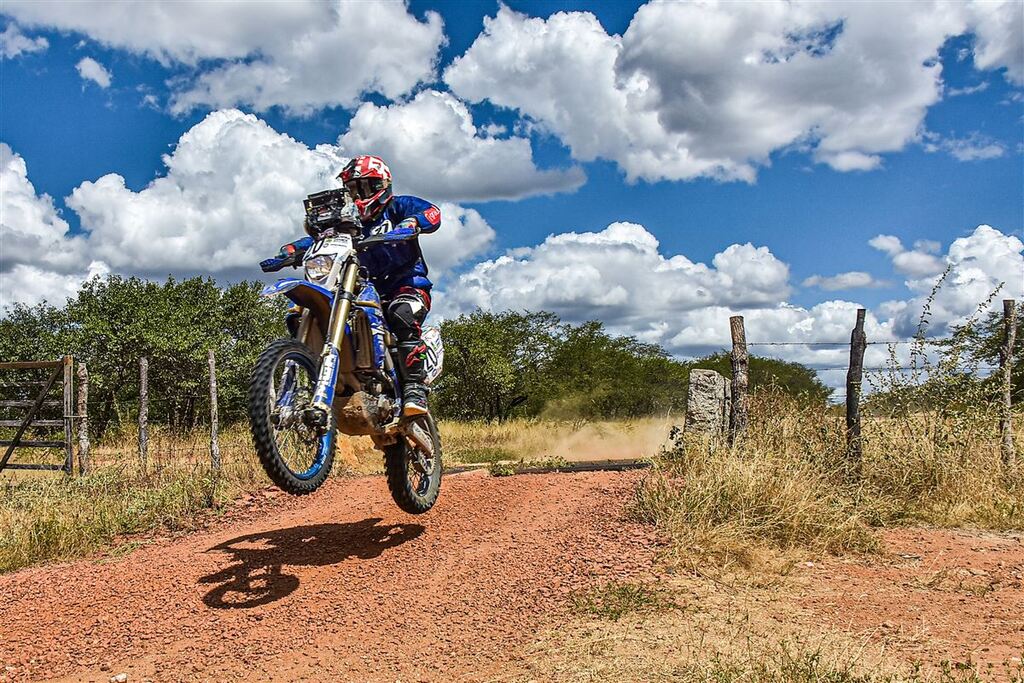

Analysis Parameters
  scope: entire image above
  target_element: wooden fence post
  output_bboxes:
[729,315,749,445]
[846,309,867,476]
[62,356,73,475]
[77,362,89,475]
[208,350,220,474]
[1000,299,1017,469]
[138,357,148,473]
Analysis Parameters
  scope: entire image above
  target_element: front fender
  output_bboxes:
[262,279,333,337]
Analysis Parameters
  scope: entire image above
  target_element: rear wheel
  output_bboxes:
[384,415,442,514]
[249,338,334,495]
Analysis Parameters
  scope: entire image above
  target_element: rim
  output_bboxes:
[267,352,326,479]
[407,454,431,496]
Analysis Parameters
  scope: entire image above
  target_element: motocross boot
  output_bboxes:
[398,340,430,417]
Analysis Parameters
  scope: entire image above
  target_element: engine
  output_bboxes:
[334,390,396,436]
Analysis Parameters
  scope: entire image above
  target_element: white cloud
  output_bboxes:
[803,271,885,291]
[873,226,1024,336]
[444,2,1023,183]
[0,143,95,307]
[946,81,990,96]
[75,57,111,88]
[437,219,1022,393]
[965,0,1024,85]
[3,0,444,115]
[7,123,1019,395]
[3,0,330,64]
[421,204,495,276]
[434,219,908,394]
[1,261,109,310]
[442,222,791,334]
[170,3,444,115]
[663,300,897,372]
[869,234,946,278]
[66,109,348,275]
[923,131,1006,161]
[338,90,584,202]
[0,23,47,58]
[2,111,497,309]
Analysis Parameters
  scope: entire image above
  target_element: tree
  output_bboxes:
[0,274,286,437]
[434,310,561,421]
[432,313,691,421]
[545,321,689,419]
[939,306,1023,402]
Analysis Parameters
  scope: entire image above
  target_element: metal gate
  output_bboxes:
[0,357,74,474]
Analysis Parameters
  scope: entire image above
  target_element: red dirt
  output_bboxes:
[797,528,1024,671]
[0,470,660,682]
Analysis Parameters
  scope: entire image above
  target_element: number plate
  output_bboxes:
[309,234,353,258]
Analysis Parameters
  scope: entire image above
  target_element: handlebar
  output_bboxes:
[261,230,400,272]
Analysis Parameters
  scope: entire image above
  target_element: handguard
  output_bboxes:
[260,237,314,272]
[260,255,290,273]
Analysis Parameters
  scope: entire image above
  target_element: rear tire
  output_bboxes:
[249,338,334,495]
[384,415,442,514]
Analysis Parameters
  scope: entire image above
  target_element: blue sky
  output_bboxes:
[1,0,1022,385]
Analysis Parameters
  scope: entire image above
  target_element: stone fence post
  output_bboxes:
[685,369,731,437]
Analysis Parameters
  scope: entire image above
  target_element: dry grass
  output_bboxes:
[632,389,1023,572]
[0,466,222,573]
[3,386,1020,576]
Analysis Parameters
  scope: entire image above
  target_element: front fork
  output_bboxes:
[309,259,360,427]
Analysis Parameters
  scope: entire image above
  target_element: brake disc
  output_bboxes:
[410,446,434,475]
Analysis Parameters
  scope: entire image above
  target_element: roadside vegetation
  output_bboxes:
[633,299,1023,572]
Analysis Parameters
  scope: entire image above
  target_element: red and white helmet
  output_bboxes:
[338,155,393,222]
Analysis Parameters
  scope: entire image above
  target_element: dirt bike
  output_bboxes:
[249,188,443,513]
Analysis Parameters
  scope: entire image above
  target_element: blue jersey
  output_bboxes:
[359,195,440,296]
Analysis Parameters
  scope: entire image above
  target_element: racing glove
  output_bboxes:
[381,218,421,242]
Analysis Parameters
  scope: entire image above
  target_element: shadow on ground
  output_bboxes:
[198,518,424,609]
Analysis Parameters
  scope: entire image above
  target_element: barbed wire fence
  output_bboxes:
[705,299,1019,474]
[73,351,253,479]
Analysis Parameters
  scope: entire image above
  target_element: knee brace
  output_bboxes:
[386,294,428,344]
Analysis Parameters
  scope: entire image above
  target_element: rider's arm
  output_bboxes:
[380,196,441,242]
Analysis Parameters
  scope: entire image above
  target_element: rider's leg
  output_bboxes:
[385,287,431,416]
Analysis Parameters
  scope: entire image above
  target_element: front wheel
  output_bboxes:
[384,415,442,514]
[249,338,334,495]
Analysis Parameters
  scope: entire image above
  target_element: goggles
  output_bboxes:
[345,177,386,200]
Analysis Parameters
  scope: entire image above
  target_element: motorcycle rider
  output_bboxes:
[263,155,440,417]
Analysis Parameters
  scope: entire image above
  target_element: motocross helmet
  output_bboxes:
[338,155,393,222]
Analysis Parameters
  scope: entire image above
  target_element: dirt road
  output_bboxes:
[3,469,1022,682]
[0,470,660,682]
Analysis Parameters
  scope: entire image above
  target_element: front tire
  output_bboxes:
[249,338,334,495]
[384,415,442,514]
